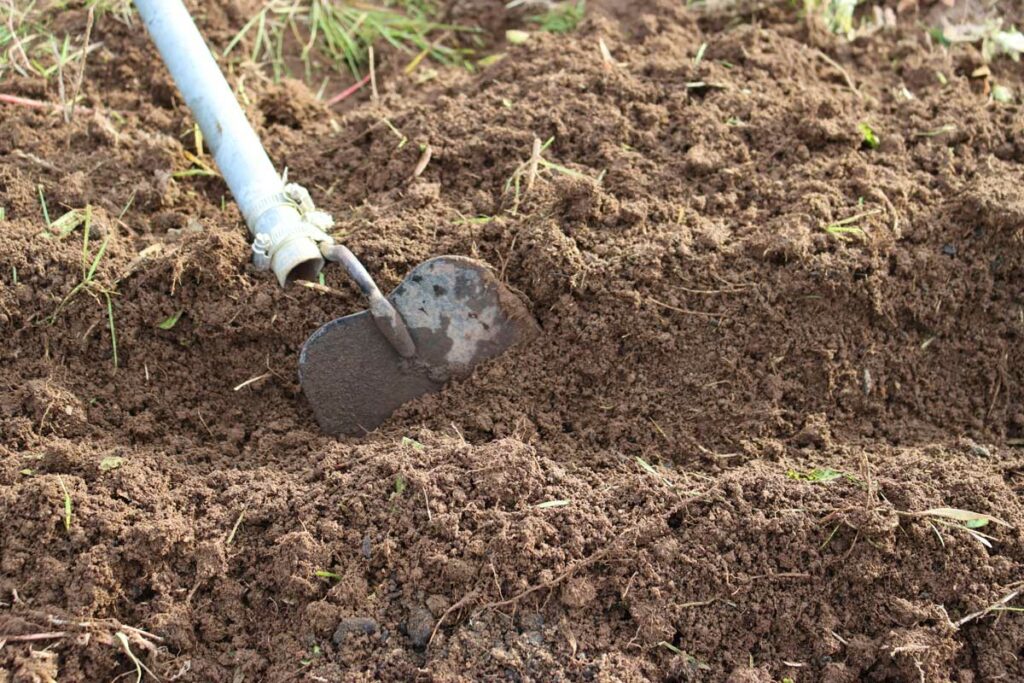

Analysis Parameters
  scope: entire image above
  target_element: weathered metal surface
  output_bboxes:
[299,257,539,435]
[322,244,416,358]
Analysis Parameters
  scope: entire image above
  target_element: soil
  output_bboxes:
[2,0,1024,681]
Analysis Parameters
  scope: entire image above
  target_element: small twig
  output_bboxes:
[498,233,518,283]
[225,507,247,546]
[859,450,875,509]
[675,283,752,295]
[814,49,861,99]
[0,631,68,642]
[296,280,347,298]
[488,560,505,600]
[326,74,371,105]
[422,488,433,521]
[185,578,204,606]
[955,589,1022,628]
[45,617,163,644]
[0,93,101,115]
[479,525,642,613]
[196,410,214,438]
[233,373,271,391]
[0,94,59,110]
[118,624,163,644]
[369,45,379,103]
[450,422,466,443]
[677,598,717,609]
[166,661,192,682]
[12,149,61,173]
[427,591,479,647]
[410,143,432,180]
[866,188,899,233]
[525,137,542,193]
[598,37,624,69]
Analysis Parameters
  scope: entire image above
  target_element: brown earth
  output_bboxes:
[2,0,1024,681]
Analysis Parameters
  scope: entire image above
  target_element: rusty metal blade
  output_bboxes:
[298,256,539,435]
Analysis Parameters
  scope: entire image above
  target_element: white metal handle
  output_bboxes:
[134,0,327,286]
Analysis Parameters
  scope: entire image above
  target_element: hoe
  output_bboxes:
[134,0,537,435]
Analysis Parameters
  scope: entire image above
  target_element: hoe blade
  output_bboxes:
[299,256,539,435]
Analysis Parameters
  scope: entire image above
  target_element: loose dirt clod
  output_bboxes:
[2,0,1024,681]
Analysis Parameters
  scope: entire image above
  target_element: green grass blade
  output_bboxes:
[85,233,109,283]
[105,292,118,368]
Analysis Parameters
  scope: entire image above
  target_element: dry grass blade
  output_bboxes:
[67,7,93,123]
[955,588,1022,627]
[411,142,432,179]
[233,372,271,391]
[296,280,347,298]
[524,136,541,193]
[917,507,1011,528]
[813,48,860,98]
[225,507,247,546]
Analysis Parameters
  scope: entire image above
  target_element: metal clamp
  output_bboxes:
[252,233,273,270]
[249,182,336,282]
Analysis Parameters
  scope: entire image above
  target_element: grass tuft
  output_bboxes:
[223,0,477,82]
[525,0,585,34]
[504,136,601,214]
[933,20,1024,63]
[47,206,121,368]
[822,208,881,243]
[0,2,114,86]
[803,0,857,38]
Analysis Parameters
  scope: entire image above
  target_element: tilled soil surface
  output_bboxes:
[2,1,1024,681]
